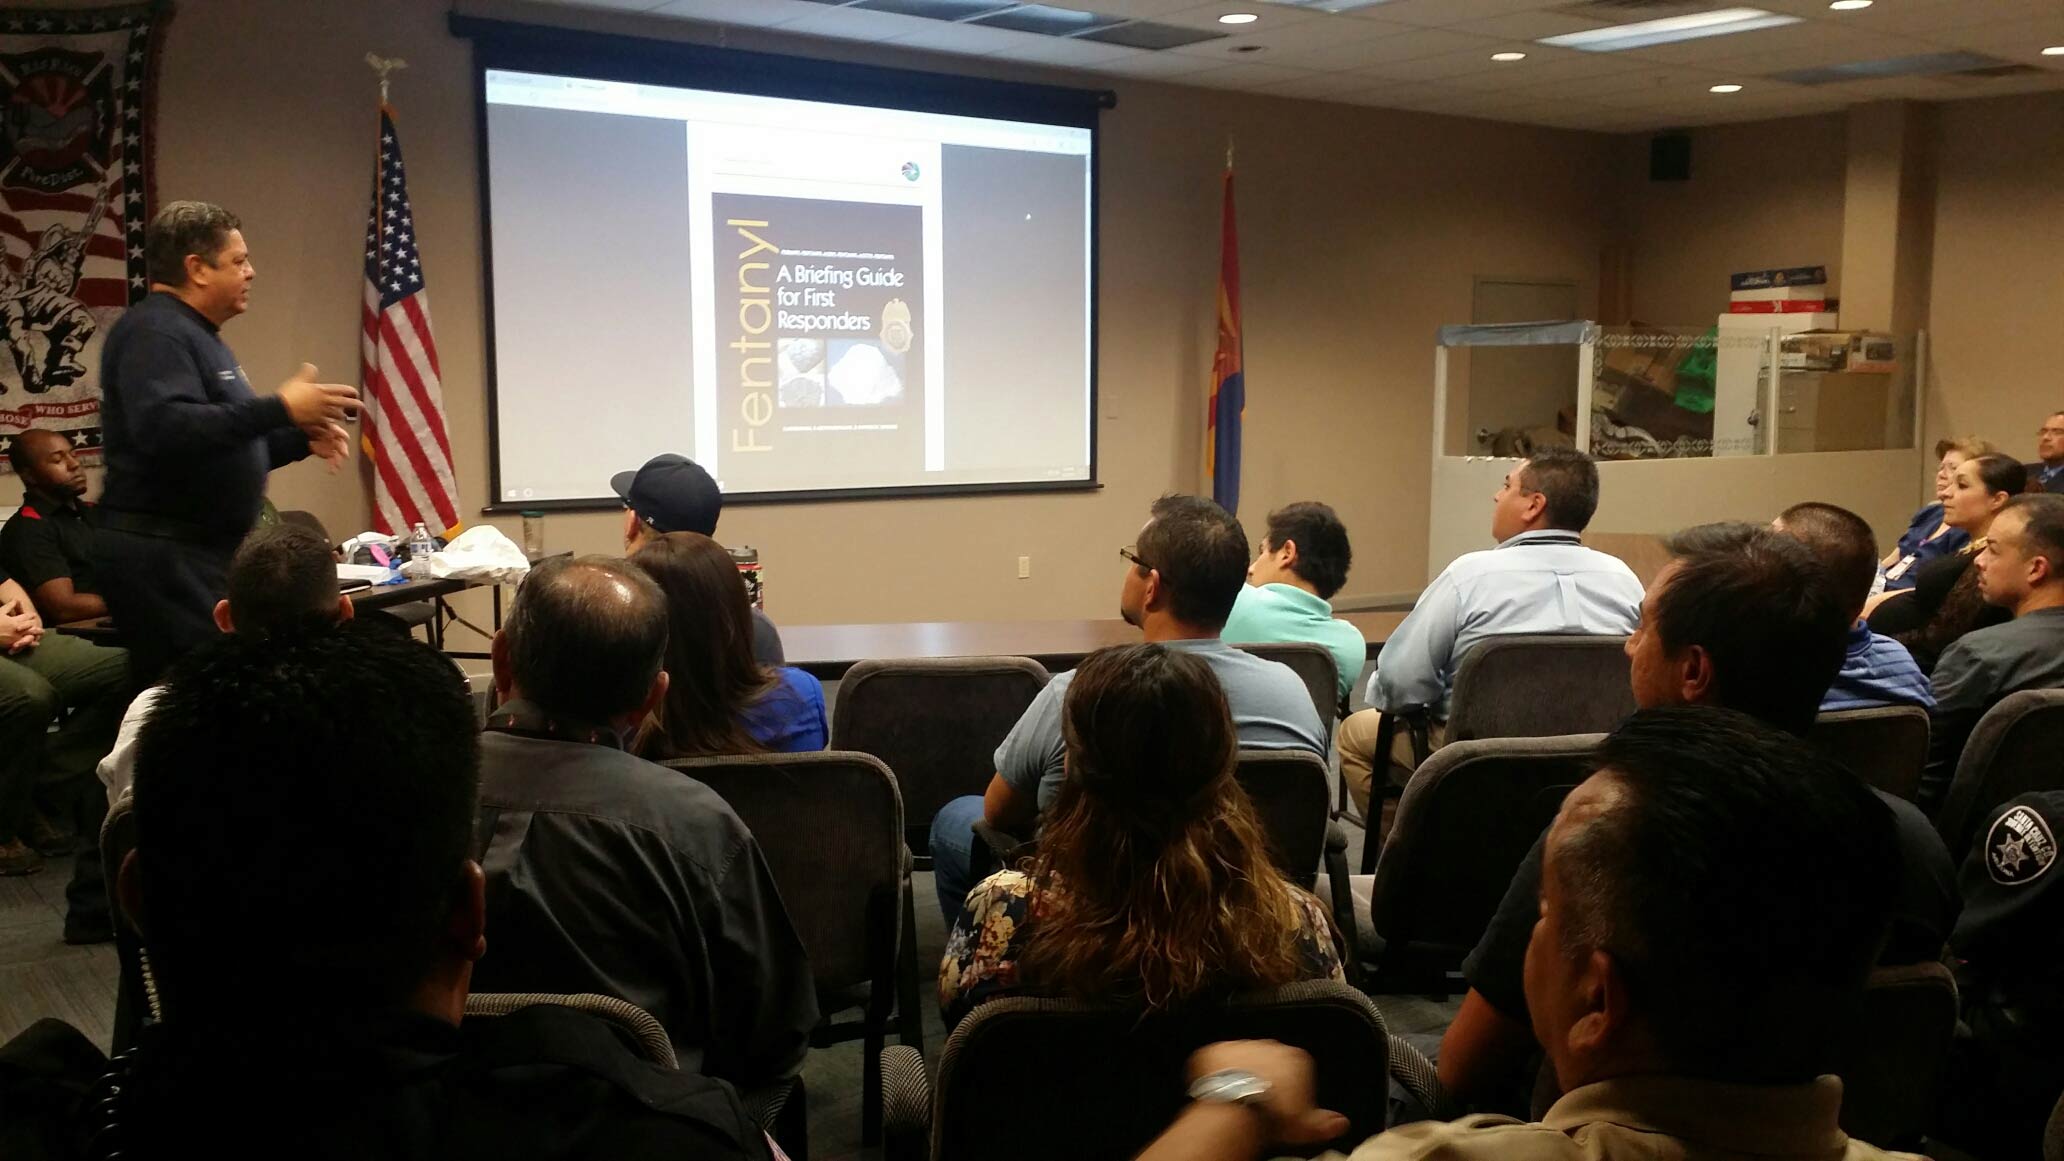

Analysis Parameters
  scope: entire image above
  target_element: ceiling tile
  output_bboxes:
[1156,1,1328,30]
[1820,0,2063,38]
[1074,0,1203,17]
[1093,51,1235,77]
[1210,60,1330,88]
[881,18,1038,53]
[1924,13,2064,56]
[1432,50,1646,93]
[995,33,1146,65]
[1331,0,1563,28]
[1248,69,1392,98]
[1699,29,1957,75]
[651,0,834,26]
[769,4,942,38]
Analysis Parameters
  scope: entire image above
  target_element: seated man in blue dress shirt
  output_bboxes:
[926,494,1329,920]
[1336,449,1643,816]
[2025,411,2064,494]
[1221,501,1365,705]
[1771,501,1932,713]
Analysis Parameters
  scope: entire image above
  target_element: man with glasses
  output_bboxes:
[2027,412,2064,493]
[1336,448,1642,817]
[925,494,1328,920]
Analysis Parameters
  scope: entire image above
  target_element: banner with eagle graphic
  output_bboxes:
[0,3,162,472]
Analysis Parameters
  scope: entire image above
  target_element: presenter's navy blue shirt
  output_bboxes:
[99,291,310,540]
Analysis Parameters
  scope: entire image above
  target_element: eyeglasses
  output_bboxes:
[1119,545,1155,573]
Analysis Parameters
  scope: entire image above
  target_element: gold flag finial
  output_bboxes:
[366,53,408,104]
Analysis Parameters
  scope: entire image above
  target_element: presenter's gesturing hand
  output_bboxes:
[309,422,353,472]
[277,363,360,433]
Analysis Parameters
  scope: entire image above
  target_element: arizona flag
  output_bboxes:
[1207,163,1243,514]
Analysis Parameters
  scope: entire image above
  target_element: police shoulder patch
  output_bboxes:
[1986,804,2057,887]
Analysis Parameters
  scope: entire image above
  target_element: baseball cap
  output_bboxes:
[610,454,722,536]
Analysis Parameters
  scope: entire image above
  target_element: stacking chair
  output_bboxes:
[2046,1087,2064,1161]
[666,751,918,1146]
[1230,749,1360,974]
[879,980,1392,1161]
[463,992,678,1066]
[831,656,1049,862]
[100,795,155,1055]
[1364,735,1603,987]
[968,749,1358,967]
[1934,688,2064,862]
[1808,706,1930,801]
[1832,962,1959,1151]
[1363,635,1631,873]
[1232,640,1342,735]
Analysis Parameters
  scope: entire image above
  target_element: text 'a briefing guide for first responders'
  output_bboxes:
[689,120,945,493]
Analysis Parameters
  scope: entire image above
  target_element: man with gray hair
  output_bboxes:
[94,200,360,682]
[472,555,818,1090]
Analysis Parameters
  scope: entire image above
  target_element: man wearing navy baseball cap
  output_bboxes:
[612,454,784,666]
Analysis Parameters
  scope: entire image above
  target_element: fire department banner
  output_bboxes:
[0,3,163,471]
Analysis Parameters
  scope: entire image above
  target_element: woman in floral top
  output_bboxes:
[940,643,1345,1028]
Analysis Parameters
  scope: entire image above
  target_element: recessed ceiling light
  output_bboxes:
[2044,46,2064,56]
[1540,7,1802,53]
[1710,83,1744,92]
[1219,12,1259,24]
[1491,51,1527,62]
[1828,0,1872,10]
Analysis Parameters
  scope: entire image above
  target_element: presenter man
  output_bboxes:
[93,201,358,681]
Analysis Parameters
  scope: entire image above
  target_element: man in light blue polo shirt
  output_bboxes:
[1222,501,1365,704]
[1338,448,1643,814]
[926,494,1328,920]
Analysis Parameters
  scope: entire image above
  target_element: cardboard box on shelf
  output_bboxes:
[1846,332,1899,374]
[1780,330,1852,371]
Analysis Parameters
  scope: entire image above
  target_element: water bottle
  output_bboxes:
[729,544,763,610]
[409,522,436,569]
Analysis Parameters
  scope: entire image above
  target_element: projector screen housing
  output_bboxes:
[457,16,1112,511]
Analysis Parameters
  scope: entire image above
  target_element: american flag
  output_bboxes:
[361,105,460,537]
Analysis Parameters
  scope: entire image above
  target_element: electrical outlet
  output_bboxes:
[1017,555,1031,579]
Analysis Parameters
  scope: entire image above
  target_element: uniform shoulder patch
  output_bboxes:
[1985,804,2057,887]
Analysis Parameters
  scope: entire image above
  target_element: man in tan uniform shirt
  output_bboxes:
[1140,708,1921,1161]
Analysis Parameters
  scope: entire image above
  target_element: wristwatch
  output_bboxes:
[1188,1068,1273,1109]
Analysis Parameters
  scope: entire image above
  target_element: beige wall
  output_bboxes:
[1925,91,2064,463]
[5,0,1611,632]
[1613,115,1848,326]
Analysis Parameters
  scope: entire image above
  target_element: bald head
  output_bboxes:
[498,555,668,722]
[7,428,86,497]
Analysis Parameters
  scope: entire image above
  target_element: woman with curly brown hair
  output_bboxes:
[938,642,1342,1027]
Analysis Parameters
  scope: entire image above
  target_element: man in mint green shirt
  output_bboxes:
[1222,501,1365,703]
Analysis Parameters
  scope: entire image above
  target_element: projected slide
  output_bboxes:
[482,68,1094,505]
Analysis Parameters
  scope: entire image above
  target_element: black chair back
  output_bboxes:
[1232,749,1331,887]
[1369,735,1602,970]
[100,796,153,1053]
[1445,635,1634,741]
[831,656,1049,857]
[1834,962,1958,1150]
[666,751,902,996]
[1809,706,1930,801]
[1233,641,1342,730]
[1937,689,2064,862]
[930,981,1387,1161]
